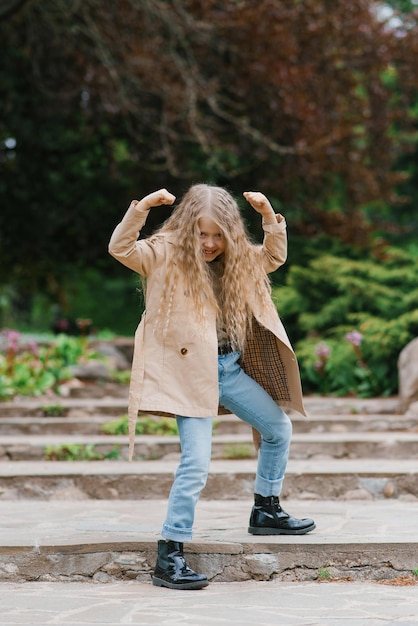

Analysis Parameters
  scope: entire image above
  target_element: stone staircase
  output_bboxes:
[0,390,417,584]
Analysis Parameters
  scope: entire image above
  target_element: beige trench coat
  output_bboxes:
[109,201,306,459]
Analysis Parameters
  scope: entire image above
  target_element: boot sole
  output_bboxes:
[152,576,209,590]
[248,522,316,535]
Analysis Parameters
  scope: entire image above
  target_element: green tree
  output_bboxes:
[2,1,418,329]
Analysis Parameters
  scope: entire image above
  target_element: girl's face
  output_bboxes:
[198,216,226,262]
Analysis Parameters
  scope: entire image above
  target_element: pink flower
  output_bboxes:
[27,340,39,357]
[315,342,331,359]
[345,331,363,347]
[2,329,20,351]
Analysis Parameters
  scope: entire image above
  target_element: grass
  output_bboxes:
[44,443,121,461]
[41,403,65,417]
[318,567,331,580]
[101,415,179,436]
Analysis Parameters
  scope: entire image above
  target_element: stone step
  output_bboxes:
[288,413,418,433]
[1,431,418,461]
[0,416,113,436]
[0,398,129,418]
[0,459,417,500]
[0,395,402,418]
[0,499,416,583]
[0,413,417,437]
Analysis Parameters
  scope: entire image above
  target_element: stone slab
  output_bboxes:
[2,431,418,461]
[0,499,417,584]
[0,416,112,436]
[2,414,418,438]
[0,395,402,417]
[0,580,418,626]
[0,398,129,418]
[0,459,418,500]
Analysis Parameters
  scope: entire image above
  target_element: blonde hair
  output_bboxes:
[154,184,272,351]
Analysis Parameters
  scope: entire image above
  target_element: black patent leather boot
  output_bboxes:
[248,494,316,535]
[152,540,209,590]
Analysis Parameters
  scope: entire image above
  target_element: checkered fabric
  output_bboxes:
[237,317,293,450]
[239,317,291,403]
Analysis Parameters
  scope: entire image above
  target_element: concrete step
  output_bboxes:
[0,499,416,583]
[0,416,113,436]
[0,398,129,418]
[0,395,402,419]
[2,431,418,461]
[0,459,417,500]
[1,413,417,437]
[0,415,251,436]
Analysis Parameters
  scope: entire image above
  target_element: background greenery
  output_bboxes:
[1,0,418,396]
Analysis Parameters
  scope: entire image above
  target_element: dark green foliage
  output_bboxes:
[275,247,418,396]
[1,0,418,398]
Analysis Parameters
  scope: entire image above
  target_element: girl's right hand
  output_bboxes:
[143,189,176,209]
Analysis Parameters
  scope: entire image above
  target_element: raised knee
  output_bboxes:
[265,417,292,445]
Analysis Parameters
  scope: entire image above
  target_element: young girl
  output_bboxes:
[109,184,315,590]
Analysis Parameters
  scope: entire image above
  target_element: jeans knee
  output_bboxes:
[177,456,209,487]
[264,414,292,446]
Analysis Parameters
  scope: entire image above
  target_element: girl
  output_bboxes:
[109,184,315,590]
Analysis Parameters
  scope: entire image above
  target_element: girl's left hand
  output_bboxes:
[243,191,274,216]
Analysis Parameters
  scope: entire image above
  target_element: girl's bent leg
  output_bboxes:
[218,352,292,496]
[161,416,213,542]
[218,352,315,535]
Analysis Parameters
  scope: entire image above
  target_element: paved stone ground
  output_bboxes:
[0,393,417,623]
[1,579,418,625]
[0,498,417,549]
[1,499,417,584]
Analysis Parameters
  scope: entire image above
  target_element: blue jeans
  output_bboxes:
[161,351,292,542]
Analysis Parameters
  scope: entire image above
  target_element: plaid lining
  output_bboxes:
[239,317,291,403]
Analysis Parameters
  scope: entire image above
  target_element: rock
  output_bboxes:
[89,337,134,364]
[93,571,112,583]
[90,342,130,371]
[69,361,111,380]
[398,337,418,412]
[383,482,396,498]
[343,489,373,501]
[244,554,280,580]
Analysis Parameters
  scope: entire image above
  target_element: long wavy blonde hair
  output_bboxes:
[154,184,272,351]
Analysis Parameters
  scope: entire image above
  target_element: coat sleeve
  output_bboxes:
[108,201,165,277]
[259,214,288,274]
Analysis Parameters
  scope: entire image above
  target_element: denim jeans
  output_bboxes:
[161,351,292,542]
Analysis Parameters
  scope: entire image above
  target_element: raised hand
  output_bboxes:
[142,188,176,210]
[243,191,273,214]
[243,191,278,224]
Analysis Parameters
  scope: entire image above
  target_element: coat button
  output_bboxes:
[180,347,188,355]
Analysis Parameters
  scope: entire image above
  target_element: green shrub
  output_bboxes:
[274,246,418,396]
[0,330,99,399]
